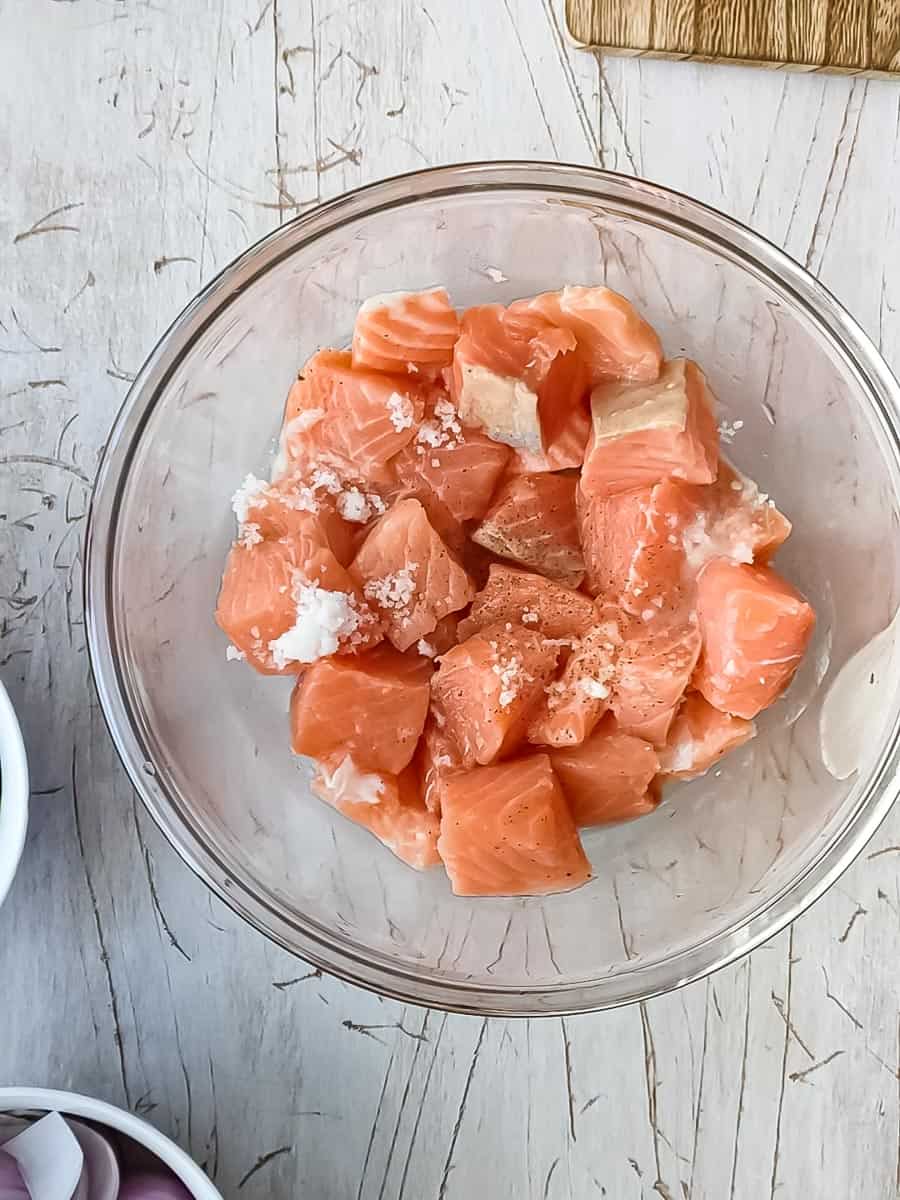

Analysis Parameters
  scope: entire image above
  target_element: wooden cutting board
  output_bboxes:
[566,0,900,76]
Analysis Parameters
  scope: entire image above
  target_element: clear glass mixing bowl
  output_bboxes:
[85,163,900,1015]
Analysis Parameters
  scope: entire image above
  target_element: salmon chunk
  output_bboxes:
[457,563,596,643]
[510,285,662,385]
[351,288,460,376]
[217,520,381,673]
[437,754,591,896]
[578,478,692,615]
[550,717,660,826]
[527,618,620,747]
[313,757,441,869]
[350,498,475,652]
[581,358,719,498]
[678,460,792,571]
[290,644,432,774]
[693,560,815,719]
[450,303,587,459]
[430,622,560,766]
[471,472,584,587]
[611,613,702,746]
[658,692,756,779]
[390,393,511,523]
[281,350,426,485]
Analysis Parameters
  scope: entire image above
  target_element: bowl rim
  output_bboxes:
[0,679,29,911]
[84,161,900,1015]
[0,1087,223,1198]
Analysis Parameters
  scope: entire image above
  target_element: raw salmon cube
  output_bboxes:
[350,497,475,652]
[577,478,692,615]
[236,473,361,567]
[430,622,560,767]
[415,716,463,814]
[351,288,460,376]
[527,618,620,747]
[658,692,756,779]
[581,358,719,498]
[280,349,426,485]
[437,754,591,896]
[471,472,585,587]
[693,560,815,720]
[679,460,792,571]
[550,717,660,826]
[216,520,381,673]
[611,613,702,746]
[290,644,432,774]
[457,563,596,643]
[390,393,511,522]
[510,285,663,385]
[313,757,440,870]
[217,538,303,674]
[450,304,587,457]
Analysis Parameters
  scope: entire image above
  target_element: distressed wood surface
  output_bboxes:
[567,0,900,75]
[1,2,899,1198]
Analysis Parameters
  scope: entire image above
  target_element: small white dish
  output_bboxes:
[0,1090,222,1200]
[0,680,28,910]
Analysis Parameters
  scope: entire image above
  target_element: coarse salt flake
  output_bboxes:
[310,466,343,495]
[492,652,523,708]
[238,522,263,549]
[337,489,373,523]
[231,474,269,523]
[718,418,744,445]
[578,678,610,700]
[417,639,437,658]
[225,645,246,662]
[365,566,418,612]
[269,582,360,668]
[387,391,415,432]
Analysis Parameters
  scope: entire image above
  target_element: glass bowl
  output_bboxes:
[85,163,900,1015]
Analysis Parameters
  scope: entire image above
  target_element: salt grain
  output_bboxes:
[238,522,263,549]
[231,474,269,523]
[269,582,360,667]
[387,391,415,432]
[365,565,418,612]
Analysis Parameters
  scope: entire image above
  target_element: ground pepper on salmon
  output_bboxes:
[216,284,815,897]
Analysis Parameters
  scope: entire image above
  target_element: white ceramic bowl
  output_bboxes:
[0,681,28,909]
[0,1089,223,1200]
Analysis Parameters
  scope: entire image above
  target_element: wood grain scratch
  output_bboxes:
[397,1014,449,1200]
[789,1049,845,1084]
[237,1144,292,1189]
[561,1016,577,1142]
[376,1010,431,1200]
[13,202,84,244]
[838,903,867,944]
[821,967,863,1030]
[639,1001,671,1199]
[70,745,132,1105]
[769,927,796,1200]
[438,1018,488,1200]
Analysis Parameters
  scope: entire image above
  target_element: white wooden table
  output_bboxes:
[2,3,899,1197]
